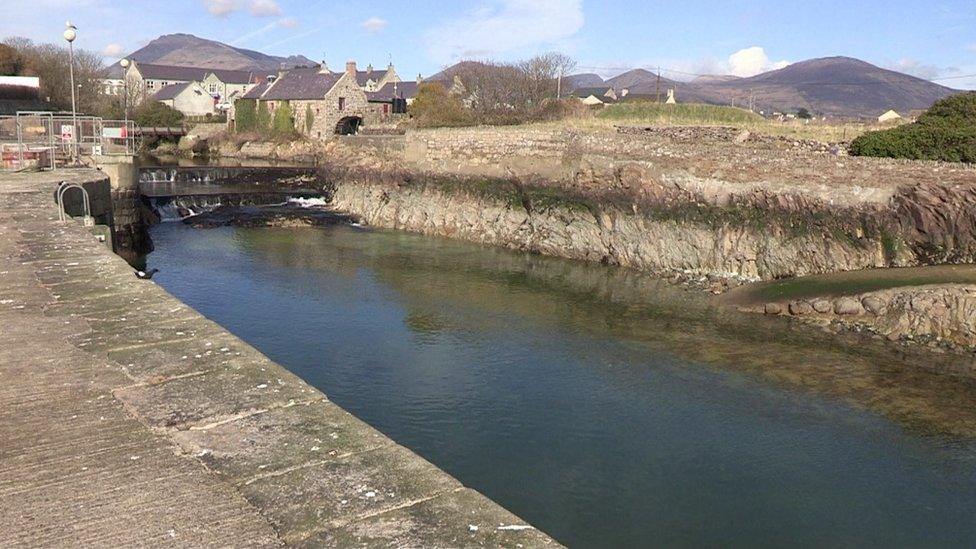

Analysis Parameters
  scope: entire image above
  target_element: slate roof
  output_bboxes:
[152,82,193,101]
[241,82,269,99]
[355,67,390,87]
[135,63,255,84]
[571,86,614,98]
[260,68,343,100]
[366,81,419,101]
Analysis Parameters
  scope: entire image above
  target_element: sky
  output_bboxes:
[3,0,975,88]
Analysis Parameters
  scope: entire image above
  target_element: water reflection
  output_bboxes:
[147,223,976,548]
[236,225,976,439]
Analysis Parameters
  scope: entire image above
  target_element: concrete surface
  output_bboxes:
[0,168,557,548]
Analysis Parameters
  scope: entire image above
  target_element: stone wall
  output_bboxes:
[754,284,976,350]
[328,174,898,282]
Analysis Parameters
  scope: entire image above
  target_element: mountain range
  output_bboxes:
[570,57,960,118]
[118,34,315,73]
[110,34,959,118]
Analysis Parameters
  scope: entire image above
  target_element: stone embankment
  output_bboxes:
[0,169,556,547]
[754,285,976,349]
[305,126,976,283]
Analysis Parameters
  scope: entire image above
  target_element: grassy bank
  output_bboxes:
[537,101,870,143]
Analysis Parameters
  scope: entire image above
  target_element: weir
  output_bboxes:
[0,167,558,547]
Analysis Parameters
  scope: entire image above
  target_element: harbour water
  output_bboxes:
[146,221,976,548]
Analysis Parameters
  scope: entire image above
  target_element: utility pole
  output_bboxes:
[655,66,661,103]
[557,66,563,100]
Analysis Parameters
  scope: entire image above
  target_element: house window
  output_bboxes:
[147,81,155,90]
[338,97,345,111]
[383,104,389,115]
[209,83,217,93]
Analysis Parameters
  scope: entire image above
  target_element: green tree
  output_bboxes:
[234,99,257,133]
[408,82,473,128]
[256,101,271,133]
[271,101,295,138]
[796,107,812,120]
[304,104,315,134]
[133,101,184,127]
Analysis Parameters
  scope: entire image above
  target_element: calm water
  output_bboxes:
[147,222,976,548]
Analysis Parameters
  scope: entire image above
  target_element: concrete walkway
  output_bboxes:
[0,169,557,548]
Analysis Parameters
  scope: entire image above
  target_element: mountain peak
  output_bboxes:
[123,33,314,72]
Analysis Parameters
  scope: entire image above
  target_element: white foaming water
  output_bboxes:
[287,197,329,208]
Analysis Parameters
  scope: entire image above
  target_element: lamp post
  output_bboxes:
[120,58,130,153]
[63,21,78,163]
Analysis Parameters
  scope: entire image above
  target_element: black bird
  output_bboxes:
[135,268,159,280]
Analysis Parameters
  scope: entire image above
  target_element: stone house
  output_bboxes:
[152,81,216,116]
[353,63,401,92]
[232,61,370,138]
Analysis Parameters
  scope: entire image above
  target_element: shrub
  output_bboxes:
[850,92,976,163]
[256,101,271,133]
[305,104,314,134]
[134,101,184,127]
[271,101,296,138]
[408,82,474,128]
[235,99,257,132]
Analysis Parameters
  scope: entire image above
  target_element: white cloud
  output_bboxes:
[727,47,789,77]
[425,0,584,63]
[249,0,282,17]
[101,43,124,58]
[362,17,388,34]
[204,0,238,17]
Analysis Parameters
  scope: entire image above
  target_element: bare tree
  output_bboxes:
[3,36,107,115]
[519,53,577,102]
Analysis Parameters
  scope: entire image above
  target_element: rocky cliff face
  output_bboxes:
[328,173,905,282]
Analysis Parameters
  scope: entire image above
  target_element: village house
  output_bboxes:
[878,109,902,123]
[232,61,371,138]
[152,81,217,117]
[365,80,420,121]
[102,61,260,114]
[570,86,621,105]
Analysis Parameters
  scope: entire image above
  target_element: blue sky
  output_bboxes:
[4,0,975,88]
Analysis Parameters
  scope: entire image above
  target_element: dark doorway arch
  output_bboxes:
[335,116,362,135]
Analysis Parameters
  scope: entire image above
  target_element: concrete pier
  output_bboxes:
[0,169,557,547]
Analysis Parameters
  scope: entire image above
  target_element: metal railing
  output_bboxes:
[0,112,137,171]
[56,180,94,226]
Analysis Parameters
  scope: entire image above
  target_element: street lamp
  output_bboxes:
[63,21,78,163]
[120,58,130,152]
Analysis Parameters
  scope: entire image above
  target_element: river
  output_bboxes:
[145,221,976,548]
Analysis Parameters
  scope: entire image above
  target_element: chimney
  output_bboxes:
[346,60,357,76]
[319,61,330,74]
[417,73,423,84]
[366,63,373,75]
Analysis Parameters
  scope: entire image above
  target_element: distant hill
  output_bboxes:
[563,73,605,90]
[565,56,960,118]
[119,33,315,73]
[706,56,959,117]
